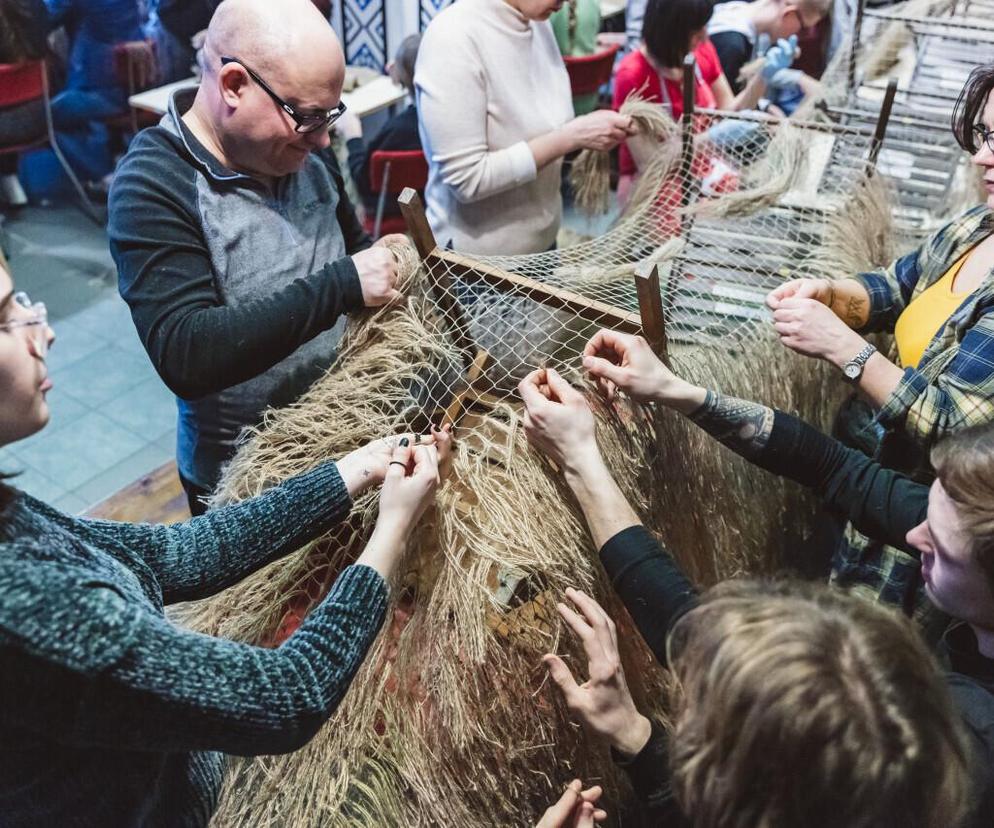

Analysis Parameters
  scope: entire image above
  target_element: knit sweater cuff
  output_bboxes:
[505,139,538,186]
[330,563,390,609]
[278,460,354,536]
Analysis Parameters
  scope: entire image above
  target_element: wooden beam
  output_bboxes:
[680,54,696,212]
[432,249,644,335]
[397,188,478,363]
[847,0,866,93]
[397,187,438,259]
[634,263,668,362]
[867,77,898,174]
[442,348,493,427]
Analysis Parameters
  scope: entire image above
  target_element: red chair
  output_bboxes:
[0,60,99,221]
[363,148,428,240]
[563,44,620,99]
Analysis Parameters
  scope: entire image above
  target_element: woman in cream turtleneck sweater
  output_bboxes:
[415,0,633,256]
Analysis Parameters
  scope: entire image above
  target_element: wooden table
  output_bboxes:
[129,69,407,119]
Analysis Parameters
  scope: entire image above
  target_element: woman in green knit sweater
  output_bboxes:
[0,260,447,827]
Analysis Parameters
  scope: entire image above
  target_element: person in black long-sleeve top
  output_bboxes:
[517,328,994,828]
[339,34,422,226]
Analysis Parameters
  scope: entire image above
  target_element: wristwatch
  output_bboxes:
[842,344,877,382]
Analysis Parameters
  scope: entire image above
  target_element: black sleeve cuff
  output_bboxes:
[325,256,365,314]
[612,722,679,814]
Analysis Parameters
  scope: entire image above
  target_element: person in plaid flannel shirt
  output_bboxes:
[765,62,994,638]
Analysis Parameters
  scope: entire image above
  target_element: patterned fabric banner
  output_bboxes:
[331,0,456,71]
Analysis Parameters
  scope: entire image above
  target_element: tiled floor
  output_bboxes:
[0,205,174,514]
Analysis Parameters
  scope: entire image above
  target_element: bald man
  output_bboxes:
[108,0,401,513]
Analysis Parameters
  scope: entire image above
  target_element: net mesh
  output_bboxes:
[182,5,989,824]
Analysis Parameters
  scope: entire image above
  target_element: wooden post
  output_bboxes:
[680,54,696,213]
[867,78,898,174]
[634,263,668,362]
[397,187,438,260]
[397,188,477,364]
[847,0,866,93]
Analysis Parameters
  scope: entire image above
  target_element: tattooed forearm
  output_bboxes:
[687,390,775,460]
[844,296,865,329]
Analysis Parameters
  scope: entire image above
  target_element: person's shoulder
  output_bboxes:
[108,125,197,218]
[615,49,651,84]
[0,542,143,675]
[694,40,723,82]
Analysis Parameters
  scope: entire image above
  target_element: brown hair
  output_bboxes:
[952,62,994,154]
[932,422,994,596]
[666,579,970,828]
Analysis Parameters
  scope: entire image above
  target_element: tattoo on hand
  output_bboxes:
[688,391,775,459]
[844,296,864,329]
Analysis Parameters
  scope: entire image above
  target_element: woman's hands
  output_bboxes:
[356,435,446,580]
[565,110,636,153]
[766,277,833,309]
[770,297,867,365]
[535,780,607,827]
[519,368,601,477]
[582,330,705,413]
[337,425,453,498]
[544,588,653,758]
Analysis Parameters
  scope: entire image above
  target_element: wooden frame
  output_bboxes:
[397,187,670,380]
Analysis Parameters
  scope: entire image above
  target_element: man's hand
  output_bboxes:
[772,296,866,364]
[765,277,832,310]
[518,368,602,476]
[535,780,607,828]
[373,233,409,249]
[544,588,653,757]
[352,246,402,307]
[582,330,703,411]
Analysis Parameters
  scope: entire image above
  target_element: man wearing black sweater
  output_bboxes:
[108,0,404,513]
[518,330,994,827]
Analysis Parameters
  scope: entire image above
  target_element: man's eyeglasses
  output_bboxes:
[0,292,49,357]
[972,124,994,154]
[220,56,347,134]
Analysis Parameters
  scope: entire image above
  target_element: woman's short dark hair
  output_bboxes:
[641,0,715,70]
[952,62,994,153]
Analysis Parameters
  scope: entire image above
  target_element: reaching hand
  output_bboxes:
[761,35,799,83]
[518,368,600,474]
[543,588,653,757]
[376,440,440,532]
[337,425,453,496]
[373,233,410,249]
[772,297,864,363]
[567,110,636,153]
[765,278,832,310]
[535,780,607,828]
[581,330,677,403]
[352,246,402,307]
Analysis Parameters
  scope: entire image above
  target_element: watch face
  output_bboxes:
[844,363,861,380]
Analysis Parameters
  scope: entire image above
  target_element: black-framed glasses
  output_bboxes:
[972,124,994,154]
[220,56,347,133]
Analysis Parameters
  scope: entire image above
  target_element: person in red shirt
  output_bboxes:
[613,0,768,205]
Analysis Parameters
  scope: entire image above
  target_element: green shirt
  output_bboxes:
[550,0,602,115]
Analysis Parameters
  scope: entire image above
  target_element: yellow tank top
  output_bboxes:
[894,253,974,368]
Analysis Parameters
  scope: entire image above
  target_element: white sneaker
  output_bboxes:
[0,174,28,207]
